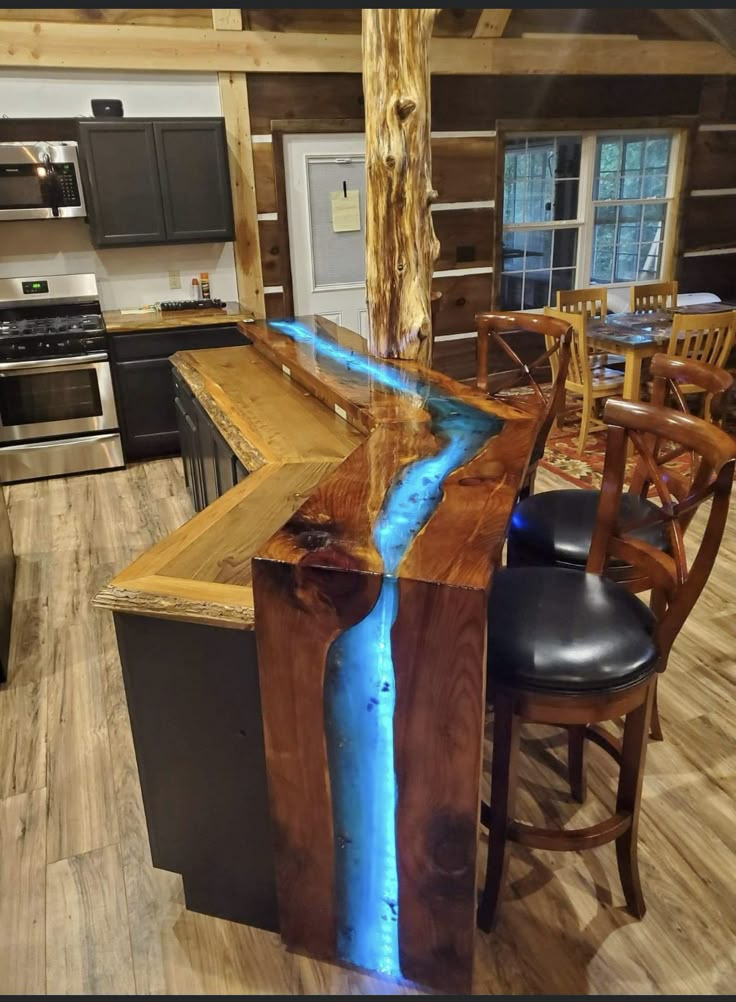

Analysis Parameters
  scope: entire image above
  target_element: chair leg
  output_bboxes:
[478,690,521,933]
[649,678,664,742]
[567,725,587,803]
[615,682,655,919]
[577,394,592,455]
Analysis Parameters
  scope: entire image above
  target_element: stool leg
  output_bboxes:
[615,682,654,919]
[649,677,664,742]
[478,690,520,932]
[567,725,587,804]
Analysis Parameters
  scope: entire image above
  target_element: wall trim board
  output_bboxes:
[257,212,278,221]
[691,188,736,196]
[698,123,736,131]
[431,130,497,139]
[434,267,493,278]
[432,200,495,211]
[263,284,284,294]
[1,22,735,75]
[252,135,273,143]
[497,114,698,135]
[683,247,736,257]
[435,332,477,341]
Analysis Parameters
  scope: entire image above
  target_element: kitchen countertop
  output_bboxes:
[103,300,255,333]
[94,343,363,628]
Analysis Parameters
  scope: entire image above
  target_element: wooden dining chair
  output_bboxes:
[667,310,736,418]
[544,307,624,454]
[630,280,679,313]
[557,286,608,319]
[479,398,736,931]
[475,311,573,499]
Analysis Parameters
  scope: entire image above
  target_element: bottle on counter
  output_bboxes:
[200,272,211,300]
[191,277,200,301]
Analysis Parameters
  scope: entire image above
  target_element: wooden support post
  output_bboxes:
[362,8,439,364]
[474,9,512,38]
[217,71,265,317]
[211,8,242,31]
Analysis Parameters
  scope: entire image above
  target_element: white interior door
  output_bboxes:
[284,133,368,336]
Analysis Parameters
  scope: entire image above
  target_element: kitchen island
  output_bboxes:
[95,316,542,993]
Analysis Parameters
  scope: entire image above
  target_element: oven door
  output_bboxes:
[0,354,119,443]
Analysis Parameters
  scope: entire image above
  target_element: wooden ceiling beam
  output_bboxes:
[1,20,736,75]
[473,10,512,38]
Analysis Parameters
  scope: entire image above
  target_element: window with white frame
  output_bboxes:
[501,130,679,311]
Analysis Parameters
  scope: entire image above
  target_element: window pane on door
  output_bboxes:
[306,158,366,288]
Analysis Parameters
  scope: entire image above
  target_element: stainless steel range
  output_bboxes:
[0,274,123,483]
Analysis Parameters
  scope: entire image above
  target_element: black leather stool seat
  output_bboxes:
[487,567,658,693]
[508,489,669,569]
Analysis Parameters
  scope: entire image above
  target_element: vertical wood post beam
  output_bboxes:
[362,9,439,364]
[217,72,265,318]
[214,9,264,317]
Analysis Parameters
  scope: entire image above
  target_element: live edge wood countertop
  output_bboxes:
[94,341,363,628]
[103,300,255,333]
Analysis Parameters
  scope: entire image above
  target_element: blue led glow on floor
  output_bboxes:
[271,320,503,977]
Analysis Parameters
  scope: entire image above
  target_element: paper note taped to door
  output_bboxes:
[330,189,361,233]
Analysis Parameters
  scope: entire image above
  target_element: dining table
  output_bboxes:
[587,302,736,404]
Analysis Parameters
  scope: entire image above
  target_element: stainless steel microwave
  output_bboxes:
[0,141,87,221]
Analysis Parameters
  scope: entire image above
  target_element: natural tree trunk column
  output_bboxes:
[362,8,439,364]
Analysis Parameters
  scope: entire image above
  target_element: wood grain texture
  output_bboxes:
[46,844,135,995]
[253,142,277,211]
[245,8,480,38]
[0,7,212,27]
[363,8,439,362]
[211,8,241,31]
[218,72,265,317]
[431,136,495,204]
[688,128,736,190]
[0,682,46,800]
[678,252,736,300]
[682,194,736,252]
[474,9,512,38]
[433,208,494,271]
[432,272,494,337]
[46,624,119,863]
[0,788,46,994]
[103,302,253,333]
[265,290,286,318]
[259,218,283,285]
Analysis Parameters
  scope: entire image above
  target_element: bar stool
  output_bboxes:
[479,397,736,930]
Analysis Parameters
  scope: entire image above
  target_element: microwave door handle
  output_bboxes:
[0,353,108,371]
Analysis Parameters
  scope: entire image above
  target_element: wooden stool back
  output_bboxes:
[630,280,678,313]
[668,309,736,371]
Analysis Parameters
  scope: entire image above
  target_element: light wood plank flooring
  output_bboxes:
[0,458,735,994]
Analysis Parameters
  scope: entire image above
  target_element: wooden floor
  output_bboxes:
[1,458,735,994]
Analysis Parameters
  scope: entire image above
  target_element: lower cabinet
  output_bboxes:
[109,323,248,462]
[173,372,248,512]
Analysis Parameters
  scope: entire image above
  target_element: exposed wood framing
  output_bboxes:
[2,21,736,74]
[218,72,264,317]
[211,8,242,31]
[0,8,213,27]
[473,10,512,38]
[363,8,439,362]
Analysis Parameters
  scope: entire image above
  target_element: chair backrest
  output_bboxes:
[475,310,573,462]
[630,280,678,313]
[544,306,592,394]
[668,309,736,369]
[587,398,736,662]
[650,353,733,430]
[557,286,608,320]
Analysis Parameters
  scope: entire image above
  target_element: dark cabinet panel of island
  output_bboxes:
[172,369,248,512]
[109,324,248,463]
[114,612,278,930]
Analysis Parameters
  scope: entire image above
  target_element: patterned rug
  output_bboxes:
[540,425,610,488]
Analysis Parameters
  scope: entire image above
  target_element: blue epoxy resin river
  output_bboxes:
[270,320,503,977]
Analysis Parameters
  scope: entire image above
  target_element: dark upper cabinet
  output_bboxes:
[79,118,234,247]
[155,120,234,243]
[79,122,167,246]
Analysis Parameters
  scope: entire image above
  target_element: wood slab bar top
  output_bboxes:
[94,344,362,628]
[244,316,543,993]
[103,301,255,333]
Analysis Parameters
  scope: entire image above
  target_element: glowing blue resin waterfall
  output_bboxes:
[271,320,503,977]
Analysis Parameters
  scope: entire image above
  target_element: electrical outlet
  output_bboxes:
[168,270,181,290]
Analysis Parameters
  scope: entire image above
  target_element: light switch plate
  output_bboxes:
[168,270,181,290]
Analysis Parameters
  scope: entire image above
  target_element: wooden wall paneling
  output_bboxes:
[211,8,242,31]
[474,10,512,37]
[2,23,734,76]
[433,208,494,270]
[431,75,705,131]
[433,335,477,382]
[505,7,701,39]
[431,273,494,337]
[431,136,495,204]
[689,129,736,190]
[253,142,277,214]
[218,72,264,317]
[681,195,736,252]
[264,290,286,319]
[247,74,365,134]
[677,252,736,299]
[258,219,282,286]
[0,8,213,27]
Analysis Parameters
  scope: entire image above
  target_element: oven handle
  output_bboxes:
[0,352,108,371]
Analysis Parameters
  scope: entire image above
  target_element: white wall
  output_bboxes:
[0,70,239,310]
